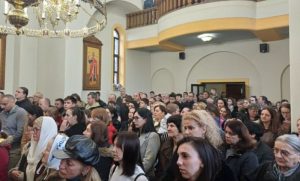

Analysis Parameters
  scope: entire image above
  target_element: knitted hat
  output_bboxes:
[167,115,182,132]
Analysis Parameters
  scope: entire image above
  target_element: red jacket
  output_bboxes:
[0,144,10,181]
[107,122,117,145]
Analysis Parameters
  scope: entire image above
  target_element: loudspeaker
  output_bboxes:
[260,43,269,53]
[179,52,185,60]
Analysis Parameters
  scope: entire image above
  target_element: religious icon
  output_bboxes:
[83,36,102,90]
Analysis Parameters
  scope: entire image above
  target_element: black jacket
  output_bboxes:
[64,123,86,137]
[224,149,259,180]
[95,146,113,181]
[254,141,274,164]
[16,98,32,113]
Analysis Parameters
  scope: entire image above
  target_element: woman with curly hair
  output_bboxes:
[182,110,223,149]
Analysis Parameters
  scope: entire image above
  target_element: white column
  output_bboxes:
[289,0,300,132]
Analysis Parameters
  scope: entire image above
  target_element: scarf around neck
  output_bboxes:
[26,116,58,181]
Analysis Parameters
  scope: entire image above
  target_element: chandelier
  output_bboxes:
[1,0,107,38]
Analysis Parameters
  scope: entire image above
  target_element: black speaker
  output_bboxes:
[179,52,185,60]
[260,43,269,53]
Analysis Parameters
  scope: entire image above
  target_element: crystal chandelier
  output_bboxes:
[1,0,107,38]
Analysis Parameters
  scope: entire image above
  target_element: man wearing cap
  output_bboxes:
[54,135,101,180]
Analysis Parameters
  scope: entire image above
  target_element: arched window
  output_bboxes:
[113,29,120,85]
[112,25,125,89]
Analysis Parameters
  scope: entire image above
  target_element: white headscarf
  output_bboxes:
[26,116,58,181]
[47,134,69,170]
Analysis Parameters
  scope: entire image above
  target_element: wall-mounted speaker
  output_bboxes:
[179,52,185,60]
[260,43,269,53]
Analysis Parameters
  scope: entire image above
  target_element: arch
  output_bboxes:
[106,0,142,12]
[186,51,261,97]
[280,65,290,101]
[112,24,126,87]
[151,68,175,93]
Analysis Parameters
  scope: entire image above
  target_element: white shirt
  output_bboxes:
[109,165,148,181]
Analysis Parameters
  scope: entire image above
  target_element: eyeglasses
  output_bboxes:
[32,127,41,133]
[273,148,296,158]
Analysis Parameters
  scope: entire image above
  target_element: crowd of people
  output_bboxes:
[0,86,299,181]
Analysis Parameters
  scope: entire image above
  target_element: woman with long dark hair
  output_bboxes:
[278,103,291,135]
[63,107,86,137]
[132,108,160,179]
[176,137,222,181]
[109,132,148,181]
[259,106,280,147]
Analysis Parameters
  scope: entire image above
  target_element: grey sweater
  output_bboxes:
[0,106,27,147]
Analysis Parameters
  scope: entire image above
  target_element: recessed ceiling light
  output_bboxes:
[197,33,216,42]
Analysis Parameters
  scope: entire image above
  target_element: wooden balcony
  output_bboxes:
[126,0,259,29]
[127,7,158,29]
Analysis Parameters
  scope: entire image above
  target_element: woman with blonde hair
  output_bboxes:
[182,110,223,148]
[192,102,206,111]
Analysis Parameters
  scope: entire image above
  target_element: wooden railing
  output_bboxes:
[127,7,158,29]
[157,0,206,17]
[127,0,207,29]
[127,0,259,29]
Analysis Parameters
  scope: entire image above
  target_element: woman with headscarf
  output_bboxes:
[26,116,58,180]
[9,116,57,181]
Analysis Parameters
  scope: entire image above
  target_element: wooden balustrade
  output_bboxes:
[127,8,158,29]
[127,0,258,29]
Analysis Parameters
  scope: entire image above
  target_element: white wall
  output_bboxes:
[126,50,151,95]
[1,36,39,96]
[37,38,66,101]
[3,36,18,94]
[150,39,289,102]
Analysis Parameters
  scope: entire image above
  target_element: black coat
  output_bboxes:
[254,141,274,164]
[16,98,33,113]
[64,123,86,137]
[95,146,113,181]
[224,149,259,180]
